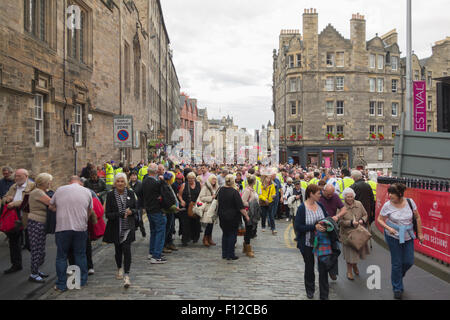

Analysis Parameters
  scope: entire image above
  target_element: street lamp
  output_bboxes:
[405,0,412,131]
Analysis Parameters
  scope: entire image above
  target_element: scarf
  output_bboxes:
[114,188,130,243]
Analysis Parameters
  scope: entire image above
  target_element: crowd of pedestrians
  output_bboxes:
[0,161,424,300]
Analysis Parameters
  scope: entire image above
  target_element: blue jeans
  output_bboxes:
[165,213,175,246]
[385,232,415,293]
[55,231,88,291]
[149,213,167,259]
[261,204,272,229]
[222,230,238,259]
[269,197,278,231]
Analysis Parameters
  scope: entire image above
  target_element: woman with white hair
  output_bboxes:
[178,171,202,246]
[103,172,138,288]
[198,174,219,247]
[27,173,53,283]
[339,187,370,280]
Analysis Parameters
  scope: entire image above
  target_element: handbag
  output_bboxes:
[0,206,22,233]
[346,216,372,251]
[237,220,246,237]
[186,183,198,219]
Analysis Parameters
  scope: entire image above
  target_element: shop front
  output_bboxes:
[288,146,352,169]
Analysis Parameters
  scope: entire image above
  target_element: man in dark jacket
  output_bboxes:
[142,163,167,264]
[350,170,375,223]
[84,171,107,204]
[0,166,15,199]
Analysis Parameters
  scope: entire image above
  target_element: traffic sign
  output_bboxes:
[114,116,133,148]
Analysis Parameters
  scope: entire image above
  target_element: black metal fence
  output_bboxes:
[377,177,450,192]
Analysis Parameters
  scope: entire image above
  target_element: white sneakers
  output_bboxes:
[124,275,131,288]
[116,268,124,280]
[88,269,95,275]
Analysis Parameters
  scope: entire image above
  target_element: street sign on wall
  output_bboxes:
[114,116,133,148]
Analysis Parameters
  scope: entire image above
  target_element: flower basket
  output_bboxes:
[297,135,303,141]
[392,133,396,138]
[336,134,344,141]
[327,133,335,140]
[289,134,296,142]
[378,133,385,141]
[370,133,377,140]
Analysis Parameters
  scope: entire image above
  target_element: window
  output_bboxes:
[369,78,376,92]
[370,101,376,116]
[392,126,399,137]
[296,54,302,67]
[288,55,294,68]
[124,42,130,93]
[370,54,376,69]
[378,148,384,161]
[427,125,432,132]
[34,95,44,147]
[297,78,302,91]
[392,103,399,117]
[289,78,297,92]
[24,0,46,41]
[357,148,365,157]
[336,52,344,67]
[336,101,344,116]
[377,102,384,116]
[326,77,334,91]
[392,56,398,71]
[378,126,384,135]
[74,104,82,147]
[290,101,296,115]
[290,126,297,136]
[377,78,384,93]
[326,101,334,116]
[67,3,89,63]
[378,55,384,70]
[327,125,334,134]
[392,79,398,92]
[326,53,334,67]
[414,70,419,81]
[428,72,432,87]
[336,125,344,135]
[336,77,344,91]
[428,97,432,111]
[370,125,376,133]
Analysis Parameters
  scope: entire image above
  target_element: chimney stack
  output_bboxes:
[303,8,319,70]
[351,12,366,50]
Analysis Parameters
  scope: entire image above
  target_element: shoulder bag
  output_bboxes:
[406,198,418,235]
[186,183,197,219]
[345,212,372,251]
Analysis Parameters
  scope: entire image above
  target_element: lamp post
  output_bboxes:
[405,0,412,131]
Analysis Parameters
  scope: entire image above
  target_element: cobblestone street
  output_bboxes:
[38,220,338,300]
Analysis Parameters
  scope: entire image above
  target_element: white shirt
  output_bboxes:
[327,177,340,194]
[380,199,417,241]
[13,180,28,202]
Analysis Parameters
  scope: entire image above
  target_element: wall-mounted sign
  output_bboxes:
[114,116,133,148]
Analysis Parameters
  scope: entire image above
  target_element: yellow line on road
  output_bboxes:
[284,223,297,249]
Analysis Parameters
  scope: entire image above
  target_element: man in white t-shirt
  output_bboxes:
[50,176,93,292]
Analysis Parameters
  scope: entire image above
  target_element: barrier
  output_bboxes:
[375,180,450,264]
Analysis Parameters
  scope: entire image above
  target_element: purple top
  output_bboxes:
[319,192,343,217]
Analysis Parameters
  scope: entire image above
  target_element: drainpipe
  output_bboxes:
[112,0,123,162]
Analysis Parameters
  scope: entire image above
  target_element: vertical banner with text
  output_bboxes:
[413,81,427,132]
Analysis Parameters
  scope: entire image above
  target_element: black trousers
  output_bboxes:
[7,231,22,268]
[301,246,329,300]
[69,237,93,269]
[244,224,254,245]
[114,238,132,274]
[179,211,201,244]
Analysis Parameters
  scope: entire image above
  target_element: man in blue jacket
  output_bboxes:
[0,166,14,199]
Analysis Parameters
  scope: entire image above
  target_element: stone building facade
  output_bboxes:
[273,9,405,169]
[0,0,180,187]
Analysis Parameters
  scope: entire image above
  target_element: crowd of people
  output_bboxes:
[0,161,424,300]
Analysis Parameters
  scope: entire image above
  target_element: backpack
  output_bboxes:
[160,181,177,210]
[88,195,106,240]
[0,206,21,234]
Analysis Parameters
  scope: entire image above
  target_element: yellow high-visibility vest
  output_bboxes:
[368,180,377,201]
[114,167,123,176]
[138,166,148,182]
[301,180,308,190]
[277,173,284,185]
[243,177,262,195]
[309,178,319,185]
[105,164,114,186]
[339,177,355,200]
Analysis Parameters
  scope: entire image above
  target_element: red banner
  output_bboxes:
[375,184,450,264]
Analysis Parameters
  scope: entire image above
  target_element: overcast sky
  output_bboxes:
[161,0,450,132]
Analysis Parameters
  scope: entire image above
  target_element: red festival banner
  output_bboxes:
[413,81,427,132]
[376,184,450,264]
